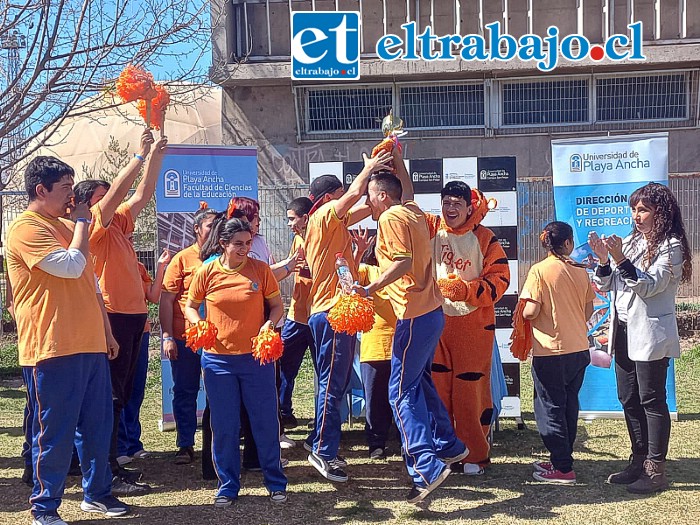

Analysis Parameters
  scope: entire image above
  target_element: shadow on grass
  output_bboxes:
[409,457,700,522]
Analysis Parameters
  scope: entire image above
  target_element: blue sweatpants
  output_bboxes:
[390,307,464,487]
[22,367,34,469]
[308,311,354,460]
[279,319,316,418]
[118,332,150,457]
[201,352,286,499]
[170,338,202,448]
[25,353,113,517]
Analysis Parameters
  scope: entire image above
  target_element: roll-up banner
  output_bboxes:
[551,133,677,419]
[155,145,258,430]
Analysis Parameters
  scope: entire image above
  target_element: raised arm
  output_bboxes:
[98,129,154,226]
[334,151,392,220]
[127,136,168,220]
[145,249,171,303]
[392,147,413,202]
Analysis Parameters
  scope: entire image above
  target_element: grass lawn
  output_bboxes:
[1,336,699,524]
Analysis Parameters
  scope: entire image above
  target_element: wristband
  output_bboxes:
[134,153,145,162]
[284,263,291,273]
[363,285,371,297]
[163,336,175,342]
[76,217,92,224]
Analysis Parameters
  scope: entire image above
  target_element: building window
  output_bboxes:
[596,73,689,122]
[501,79,589,126]
[305,87,392,133]
[399,84,484,129]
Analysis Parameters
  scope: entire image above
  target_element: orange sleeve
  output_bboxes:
[425,212,441,240]
[187,265,208,305]
[9,220,65,269]
[138,262,153,284]
[163,251,184,293]
[462,225,511,307]
[521,267,542,304]
[261,263,280,299]
[111,203,135,235]
[585,279,596,303]
[89,203,107,243]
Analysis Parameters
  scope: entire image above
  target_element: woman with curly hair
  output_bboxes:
[589,182,692,494]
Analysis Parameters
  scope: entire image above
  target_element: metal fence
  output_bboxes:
[1,174,698,317]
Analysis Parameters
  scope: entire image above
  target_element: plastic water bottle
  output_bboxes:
[335,252,353,295]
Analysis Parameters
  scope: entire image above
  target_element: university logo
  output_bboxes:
[570,154,583,172]
[164,169,181,198]
[291,12,360,80]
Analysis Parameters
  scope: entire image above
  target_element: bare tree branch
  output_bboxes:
[0,0,215,189]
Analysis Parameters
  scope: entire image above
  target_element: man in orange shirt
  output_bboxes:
[278,197,315,429]
[303,151,391,483]
[73,129,167,495]
[354,171,467,504]
[7,156,128,524]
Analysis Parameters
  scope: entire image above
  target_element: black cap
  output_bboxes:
[309,175,343,203]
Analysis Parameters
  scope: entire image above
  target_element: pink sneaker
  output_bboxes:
[532,460,553,473]
[533,468,576,484]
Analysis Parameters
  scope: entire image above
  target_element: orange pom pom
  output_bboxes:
[136,84,170,130]
[437,275,467,301]
[370,135,403,159]
[183,320,218,352]
[199,201,209,211]
[509,299,533,361]
[328,294,375,336]
[115,64,157,103]
[252,327,283,365]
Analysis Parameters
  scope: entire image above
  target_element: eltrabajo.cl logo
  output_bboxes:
[290,13,646,80]
[291,12,360,81]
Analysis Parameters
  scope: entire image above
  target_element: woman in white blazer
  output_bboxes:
[589,182,692,495]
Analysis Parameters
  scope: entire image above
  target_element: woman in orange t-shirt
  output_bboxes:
[520,221,595,485]
[184,217,287,506]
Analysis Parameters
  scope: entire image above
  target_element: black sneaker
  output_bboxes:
[174,446,194,465]
[329,455,348,468]
[270,490,288,504]
[369,447,386,460]
[22,464,33,486]
[110,475,152,496]
[80,495,129,517]
[308,452,348,483]
[406,466,451,504]
[115,465,143,483]
[214,495,235,508]
[281,413,298,429]
[31,513,67,525]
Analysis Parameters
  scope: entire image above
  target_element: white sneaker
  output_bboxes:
[460,463,485,476]
[280,434,296,450]
[116,455,132,466]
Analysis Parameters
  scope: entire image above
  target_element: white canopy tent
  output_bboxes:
[18,85,222,184]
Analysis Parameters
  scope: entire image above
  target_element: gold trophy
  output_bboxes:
[371,109,406,171]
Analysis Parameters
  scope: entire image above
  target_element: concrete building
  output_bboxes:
[210,0,700,295]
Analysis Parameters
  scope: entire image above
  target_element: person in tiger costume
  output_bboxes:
[425,180,510,475]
